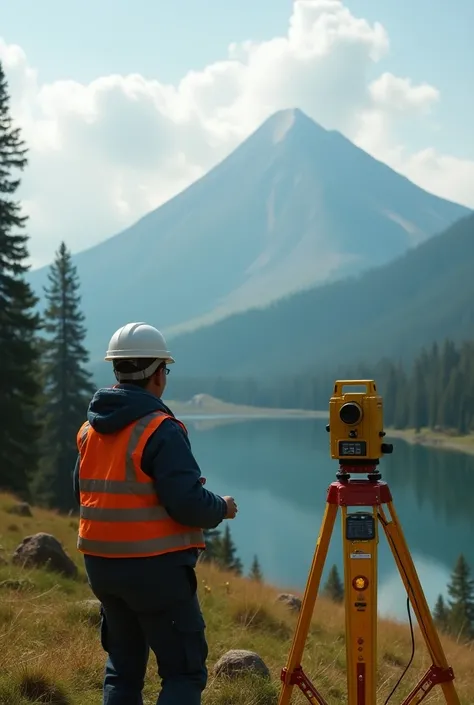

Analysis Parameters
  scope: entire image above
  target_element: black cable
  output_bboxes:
[377,512,417,704]
[383,595,415,704]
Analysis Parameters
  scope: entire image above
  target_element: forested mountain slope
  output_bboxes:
[168,212,474,378]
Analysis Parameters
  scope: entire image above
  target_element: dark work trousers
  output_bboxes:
[84,554,208,705]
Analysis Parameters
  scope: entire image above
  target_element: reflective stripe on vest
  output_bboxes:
[76,411,205,558]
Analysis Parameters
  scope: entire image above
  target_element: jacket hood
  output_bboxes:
[87,384,175,434]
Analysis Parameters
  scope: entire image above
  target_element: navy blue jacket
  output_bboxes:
[73,384,227,566]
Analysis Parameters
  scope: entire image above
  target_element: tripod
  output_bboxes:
[278,463,460,705]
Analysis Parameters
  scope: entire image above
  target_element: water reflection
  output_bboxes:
[182,416,474,621]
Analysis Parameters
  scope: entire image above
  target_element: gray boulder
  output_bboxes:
[12,532,78,578]
[213,649,270,679]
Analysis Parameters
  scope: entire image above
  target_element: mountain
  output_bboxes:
[167,212,474,378]
[27,107,469,363]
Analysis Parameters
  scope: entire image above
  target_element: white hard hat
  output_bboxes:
[105,322,175,364]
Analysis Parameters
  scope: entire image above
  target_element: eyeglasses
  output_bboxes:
[164,367,170,375]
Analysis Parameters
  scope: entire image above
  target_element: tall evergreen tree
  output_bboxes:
[433,594,449,633]
[410,357,428,431]
[36,241,95,511]
[323,564,344,603]
[0,61,41,498]
[200,527,222,563]
[218,524,243,575]
[445,554,474,641]
[427,342,440,429]
[249,554,263,582]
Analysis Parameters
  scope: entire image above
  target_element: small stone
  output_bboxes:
[73,599,102,626]
[277,593,302,612]
[213,649,270,679]
[7,502,32,517]
[76,599,101,609]
[0,578,35,591]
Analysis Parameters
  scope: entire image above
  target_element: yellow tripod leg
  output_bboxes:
[380,501,460,704]
[342,506,378,705]
[278,501,338,705]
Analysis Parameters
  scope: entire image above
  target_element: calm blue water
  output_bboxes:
[181,416,474,621]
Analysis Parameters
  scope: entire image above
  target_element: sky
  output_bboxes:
[0,0,473,269]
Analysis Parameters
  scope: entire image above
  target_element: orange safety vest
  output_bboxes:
[76,411,206,558]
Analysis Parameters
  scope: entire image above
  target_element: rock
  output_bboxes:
[213,649,270,679]
[0,578,35,591]
[7,502,32,517]
[76,599,101,610]
[12,532,78,579]
[73,599,102,626]
[277,593,302,612]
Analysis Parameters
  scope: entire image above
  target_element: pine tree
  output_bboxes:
[218,524,243,575]
[0,61,42,498]
[445,554,474,641]
[410,357,428,432]
[323,564,344,603]
[200,527,222,563]
[249,554,263,582]
[427,342,440,429]
[433,594,449,633]
[35,241,95,511]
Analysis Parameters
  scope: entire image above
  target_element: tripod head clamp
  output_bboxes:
[325,379,393,480]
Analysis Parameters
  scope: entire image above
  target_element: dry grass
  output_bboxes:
[0,491,472,705]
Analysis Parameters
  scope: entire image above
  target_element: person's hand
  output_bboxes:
[223,496,238,519]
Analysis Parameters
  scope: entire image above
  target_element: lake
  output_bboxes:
[181,415,474,622]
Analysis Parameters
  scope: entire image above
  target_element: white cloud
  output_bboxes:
[0,0,472,269]
[369,72,440,114]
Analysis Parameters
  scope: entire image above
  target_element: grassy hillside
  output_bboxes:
[0,492,472,704]
[169,211,474,378]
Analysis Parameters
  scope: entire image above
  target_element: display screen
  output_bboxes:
[338,440,367,456]
[346,513,375,540]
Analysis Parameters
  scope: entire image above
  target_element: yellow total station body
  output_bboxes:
[278,379,460,705]
[328,380,392,464]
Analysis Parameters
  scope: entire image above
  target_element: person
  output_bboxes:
[73,321,238,705]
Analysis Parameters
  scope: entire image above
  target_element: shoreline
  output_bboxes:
[165,395,474,458]
[164,394,327,419]
[386,427,474,457]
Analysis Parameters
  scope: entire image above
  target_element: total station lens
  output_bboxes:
[339,402,362,425]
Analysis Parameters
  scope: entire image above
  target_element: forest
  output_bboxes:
[168,338,474,436]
